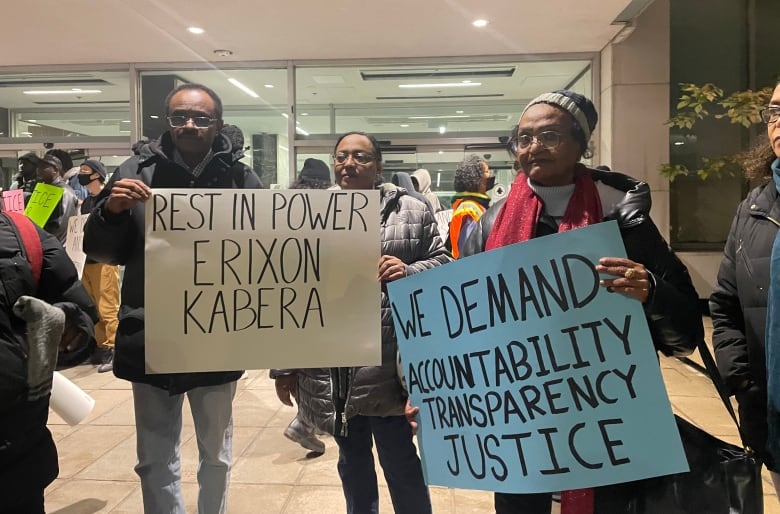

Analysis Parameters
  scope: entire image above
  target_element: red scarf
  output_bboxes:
[485,165,602,514]
[485,165,603,250]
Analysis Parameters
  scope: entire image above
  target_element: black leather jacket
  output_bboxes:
[462,167,703,358]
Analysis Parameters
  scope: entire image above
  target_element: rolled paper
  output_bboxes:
[50,371,95,425]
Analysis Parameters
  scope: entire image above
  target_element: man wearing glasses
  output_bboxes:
[83,84,262,514]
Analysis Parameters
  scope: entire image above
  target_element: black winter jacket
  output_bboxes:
[0,218,97,508]
[710,182,780,461]
[274,184,452,436]
[462,167,703,358]
[83,132,263,393]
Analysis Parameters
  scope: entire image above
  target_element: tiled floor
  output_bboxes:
[43,317,780,513]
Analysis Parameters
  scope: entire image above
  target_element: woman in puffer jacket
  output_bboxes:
[273,131,452,514]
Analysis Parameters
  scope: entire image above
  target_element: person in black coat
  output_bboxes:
[710,79,780,497]
[458,90,703,514]
[0,214,97,513]
[83,84,262,514]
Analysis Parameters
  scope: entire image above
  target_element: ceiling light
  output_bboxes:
[438,150,444,155]
[213,49,233,57]
[301,112,309,116]
[228,78,259,98]
[455,110,464,114]
[400,124,410,127]
[399,82,481,89]
[264,84,274,89]
[150,115,159,119]
[187,27,205,34]
[439,126,446,134]
[23,89,102,95]
[472,19,489,28]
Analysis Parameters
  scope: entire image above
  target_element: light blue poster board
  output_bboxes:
[387,221,688,494]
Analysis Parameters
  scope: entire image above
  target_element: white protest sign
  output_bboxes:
[65,214,88,279]
[145,189,381,373]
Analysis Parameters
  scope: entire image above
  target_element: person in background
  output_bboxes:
[46,149,88,202]
[35,154,79,246]
[411,168,442,212]
[279,157,333,457]
[292,157,331,189]
[273,131,451,514]
[0,212,97,513]
[83,83,262,514]
[712,78,780,498]
[78,159,120,374]
[12,152,39,192]
[449,154,494,258]
[391,170,435,214]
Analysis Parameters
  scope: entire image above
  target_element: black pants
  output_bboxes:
[494,492,552,514]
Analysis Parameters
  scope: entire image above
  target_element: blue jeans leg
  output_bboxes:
[370,415,432,514]
[187,381,237,514]
[132,382,186,514]
[335,415,379,514]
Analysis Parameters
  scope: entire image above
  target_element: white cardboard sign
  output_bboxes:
[144,189,381,373]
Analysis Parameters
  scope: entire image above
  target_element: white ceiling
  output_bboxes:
[3,0,636,66]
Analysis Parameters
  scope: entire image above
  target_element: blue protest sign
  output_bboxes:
[388,221,688,494]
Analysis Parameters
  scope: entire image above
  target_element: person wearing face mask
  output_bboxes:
[78,160,119,373]
[448,154,495,258]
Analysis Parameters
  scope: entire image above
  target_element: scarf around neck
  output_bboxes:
[485,164,603,250]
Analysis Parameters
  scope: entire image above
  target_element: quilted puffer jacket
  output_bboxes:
[273,183,452,436]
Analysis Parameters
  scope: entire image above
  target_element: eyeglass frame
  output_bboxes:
[333,151,376,165]
[166,114,220,128]
[514,130,565,151]
[760,105,780,124]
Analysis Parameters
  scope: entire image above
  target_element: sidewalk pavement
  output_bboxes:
[43,317,779,513]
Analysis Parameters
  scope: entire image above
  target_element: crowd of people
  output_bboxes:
[2,79,780,514]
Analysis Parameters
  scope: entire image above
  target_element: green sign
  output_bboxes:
[24,183,64,228]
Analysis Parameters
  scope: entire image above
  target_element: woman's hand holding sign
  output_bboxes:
[596,257,651,304]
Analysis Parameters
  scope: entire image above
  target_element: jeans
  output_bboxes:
[334,414,431,514]
[132,381,237,514]
[494,492,553,514]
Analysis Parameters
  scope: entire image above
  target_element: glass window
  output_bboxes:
[140,68,289,188]
[0,70,130,139]
[295,61,591,137]
[668,0,749,249]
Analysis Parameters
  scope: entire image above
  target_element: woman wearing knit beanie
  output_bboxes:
[407,90,704,514]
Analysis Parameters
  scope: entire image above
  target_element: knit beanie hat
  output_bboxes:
[81,159,107,179]
[299,158,331,182]
[521,89,598,141]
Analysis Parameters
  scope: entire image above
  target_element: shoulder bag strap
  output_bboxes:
[2,211,43,288]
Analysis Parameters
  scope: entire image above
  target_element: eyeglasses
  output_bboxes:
[515,131,564,150]
[166,115,219,128]
[760,106,780,124]
[334,152,375,165]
